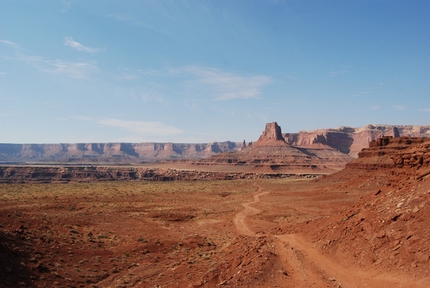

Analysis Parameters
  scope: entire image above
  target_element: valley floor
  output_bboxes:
[0,176,429,287]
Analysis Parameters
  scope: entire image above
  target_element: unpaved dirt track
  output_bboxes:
[233,185,269,236]
[234,185,430,288]
[276,234,430,288]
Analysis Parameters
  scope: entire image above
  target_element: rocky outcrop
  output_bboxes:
[344,136,430,171]
[200,124,430,173]
[0,166,316,184]
[391,140,430,171]
[201,122,353,173]
[254,122,287,146]
[284,124,430,158]
[306,136,430,279]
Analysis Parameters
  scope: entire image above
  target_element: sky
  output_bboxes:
[1,0,429,144]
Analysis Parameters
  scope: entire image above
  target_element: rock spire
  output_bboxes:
[254,122,288,146]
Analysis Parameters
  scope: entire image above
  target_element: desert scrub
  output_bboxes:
[0,180,258,202]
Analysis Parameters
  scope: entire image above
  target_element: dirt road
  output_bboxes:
[277,234,430,288]
[233,186,269,236]
[233,185,430,288]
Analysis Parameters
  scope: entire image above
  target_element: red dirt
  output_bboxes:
[1,136,430,287]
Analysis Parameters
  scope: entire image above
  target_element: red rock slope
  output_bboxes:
[303,136,430,279]
[201,122,353,173]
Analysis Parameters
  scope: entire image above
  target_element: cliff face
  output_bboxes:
[345,136,430,172]
[203,122,353,173]
[0,166,310,184]
[305,136,430,280]
[202,123,430,173]
[254,122,287,146]
[1,124,429,164]
[284,124,430,157]
[0,142,244,163]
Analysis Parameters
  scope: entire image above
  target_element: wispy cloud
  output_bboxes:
[61,1,72,12]
[117,73,139,81]
[1,40,99,79]
[171,66,272,101]
[50,59,98,78]
[139,91,167,105]
[107,13,151,28]
[370,105,380,110]
[328,69,348,77]
[393,105,407,111]
[0,40,21,49]
[98,118,183,136]
[71,116,93,121]
[351,84,387,98]
[419,108,430,112]
[353,87,373,97]
[14,54,98,79]
[64,37,105,53]
[359,89,373,95]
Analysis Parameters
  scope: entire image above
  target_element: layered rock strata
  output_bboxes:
[0,166,316,184]
[202,122,353,173]
[0,124,429,164]
[346,136,430,171]
[306,136,430,279]
[284,124,430,157]
[0,142,243,164]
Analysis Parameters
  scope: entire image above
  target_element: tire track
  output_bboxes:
[276,234,430,287]
[233,185,269,236]
[233,185,430,287]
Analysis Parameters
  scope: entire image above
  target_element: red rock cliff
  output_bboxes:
[284,124,430,158]
[254,122,289,147]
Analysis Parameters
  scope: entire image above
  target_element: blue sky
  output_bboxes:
[1,0,429,144]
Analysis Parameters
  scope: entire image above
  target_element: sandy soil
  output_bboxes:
[1,171,429,287]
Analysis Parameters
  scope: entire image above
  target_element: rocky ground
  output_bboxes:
[0,165,318,184]
[0,136,429,287]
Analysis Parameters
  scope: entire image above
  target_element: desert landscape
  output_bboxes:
[3,2,430,287]
[1,123,429,165]
[1,123,430,287]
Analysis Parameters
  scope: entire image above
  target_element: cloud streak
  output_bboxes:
[71,116,93,121]
[98,119,183,136]
[49,59,98,78]
[64,37,105,53]
[393,105,407,111]
[1,39,99,78]
[19,55,98,78]
[0,39,21,49]
[172,66,272,101]
[328,69,348,77]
